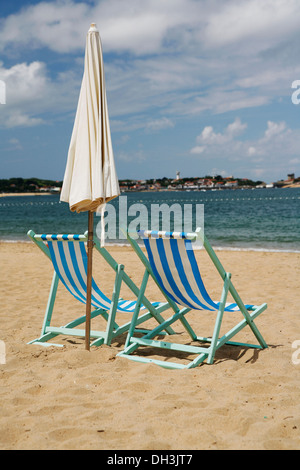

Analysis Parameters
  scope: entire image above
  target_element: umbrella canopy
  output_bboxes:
[60,23,120,213]
[60,24,120,350]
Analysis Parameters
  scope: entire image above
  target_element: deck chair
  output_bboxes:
[118,228,268,369]
[27,230,174,348]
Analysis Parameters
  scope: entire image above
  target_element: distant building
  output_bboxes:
[225,180,238,187]
[176,171,180,180]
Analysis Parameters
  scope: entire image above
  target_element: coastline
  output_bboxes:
[0,182,300,198]
[0,238,299,253]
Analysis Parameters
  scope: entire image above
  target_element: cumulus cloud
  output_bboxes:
[0,61,48,127]
[0,59,80,128]
[190,146,205,155]
[190,118,300,180]
[191,117,247,150]
[203,0,300,51]
[0,1,90,54]
[263,121,287,140]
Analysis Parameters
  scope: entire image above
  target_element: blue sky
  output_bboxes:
[0,0,300,183]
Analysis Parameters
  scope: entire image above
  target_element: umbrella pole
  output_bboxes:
[85,210,94,351]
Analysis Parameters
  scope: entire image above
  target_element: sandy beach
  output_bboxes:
[0,241,299,450]
[0,192,53,197]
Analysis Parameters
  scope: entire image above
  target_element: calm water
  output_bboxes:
[0,188,299,251]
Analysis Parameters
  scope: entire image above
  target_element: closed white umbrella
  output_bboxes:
[60,23,120,350]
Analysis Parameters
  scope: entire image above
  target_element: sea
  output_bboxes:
[0,187,299,252]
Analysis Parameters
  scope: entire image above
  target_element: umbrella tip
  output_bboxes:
[89,23,99,32]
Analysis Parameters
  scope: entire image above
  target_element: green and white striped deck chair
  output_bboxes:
[27,230,173,348]
[118,228,268,369]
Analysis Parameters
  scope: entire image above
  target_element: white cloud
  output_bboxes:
[0,1,90,53]
[5,113,44,128]
[191,118,294,159]
[145,117,174,132]
[2,61,47,101]
[226,117,248,137]
[247,146,257,156]
[117,149,146,163]
[194,118,247,147]
[0,61,48,127]
[0,59,81,128]
[263,120,287,140]
[190,146,205,155]
[203,0,300,51]
[190,118,300,181]
[0,137,23,152]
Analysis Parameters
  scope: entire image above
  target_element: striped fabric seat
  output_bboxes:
[42,235,155,314]
[27,230,173,349]
[138,230,253,312]
[118,228,268,369]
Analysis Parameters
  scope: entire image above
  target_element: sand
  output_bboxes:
[0,192,53,197]
[0,241,299,450]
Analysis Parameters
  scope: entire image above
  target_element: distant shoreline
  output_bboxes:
[282,182,300,188]
[1,184,300,198]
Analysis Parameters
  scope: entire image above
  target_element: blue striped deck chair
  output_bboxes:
[27,230,173,348]
[118,228,268,369]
